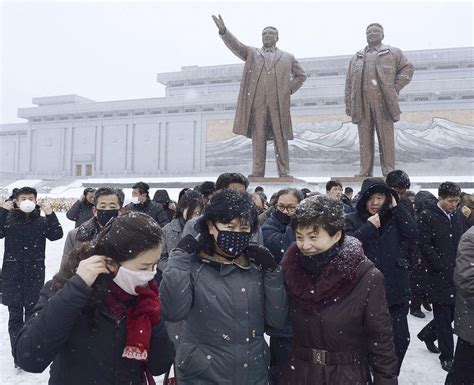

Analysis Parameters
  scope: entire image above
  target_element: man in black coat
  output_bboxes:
[0,186,63,356]
[417,182,468,372]
[385,170,427,318]
[66,187,96,227]
[345,177,417,372]
[125,182,169,227]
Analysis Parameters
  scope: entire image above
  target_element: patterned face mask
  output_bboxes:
[216,229,252,258]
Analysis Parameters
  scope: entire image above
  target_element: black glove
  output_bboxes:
[246,246,278,272]
[176,234,201,255]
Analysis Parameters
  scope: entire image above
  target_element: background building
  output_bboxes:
[1,46,472,179]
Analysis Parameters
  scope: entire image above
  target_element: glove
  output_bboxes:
[246,245,278,272]
[176,234,201,255]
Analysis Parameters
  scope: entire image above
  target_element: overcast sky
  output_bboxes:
[1,0,472,124]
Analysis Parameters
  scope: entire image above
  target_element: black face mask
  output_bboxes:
[216,230,252,258]
[96,209,119,227]
[275,209,291,225]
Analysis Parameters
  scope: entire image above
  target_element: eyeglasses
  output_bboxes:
[276,204,297,214]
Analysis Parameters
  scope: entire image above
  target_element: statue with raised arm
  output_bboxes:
[212,15,307,178]
[345,23,414,177]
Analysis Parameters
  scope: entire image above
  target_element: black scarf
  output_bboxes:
[298,243,340,280]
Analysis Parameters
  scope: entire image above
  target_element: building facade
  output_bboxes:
[1,47,472,178]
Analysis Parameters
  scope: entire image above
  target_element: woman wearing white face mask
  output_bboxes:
[13,211,175,385]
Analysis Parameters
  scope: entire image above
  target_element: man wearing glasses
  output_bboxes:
[262,188,304,384]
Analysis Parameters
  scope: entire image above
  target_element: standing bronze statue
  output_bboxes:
[212,15,307,178]
[345,23,414,177]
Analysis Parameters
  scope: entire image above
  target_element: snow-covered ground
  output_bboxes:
[0,213,449,384]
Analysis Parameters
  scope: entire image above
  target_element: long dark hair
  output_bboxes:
[175,190,204,221]
[195,190,258,256]
[52,212,163,328]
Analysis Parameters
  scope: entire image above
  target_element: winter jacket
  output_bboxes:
[280,238,398,385]
[262,210,295,338]
[345,178,417,307]
[66,199,94,228]
[0,207,63,307]
[125,198,169,228]
[418,202,467,304]
[453,227,474,344]
[61,216,102,269]
[345,44,414,124]
[14,275,175,385]
[262,211,295,264]
[160,249,288,385]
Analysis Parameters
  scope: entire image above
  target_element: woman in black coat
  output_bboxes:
[14,212,175,385]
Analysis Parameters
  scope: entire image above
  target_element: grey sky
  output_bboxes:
[1,0,472,124]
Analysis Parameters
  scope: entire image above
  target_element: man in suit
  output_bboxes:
[345,23,414,177]
[212,15,307,178]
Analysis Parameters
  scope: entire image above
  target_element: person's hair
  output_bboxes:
[254,186,264,193]
[386,170,411,190]
[215,172,249,191]
[291,195,345,244]
[83,187,96,196]
[179,188,191,202]
[16,186,38,199]
[176,190,204,221]
[414,191,438,214]
[300,188,311,198]
[153,189,171,205]
[132,181,150,196]
[405,190,416,199]
[94,187,124,207]
[262,26,279,36]
[196,190,258,256]
[252,192,265,208]
[326,180,342,192]
[344,187,353,194]
[195,181,216,198]
[438,182,461,199]
[52,212,163,330]
[366,23,384,32]
[275,188,305,203]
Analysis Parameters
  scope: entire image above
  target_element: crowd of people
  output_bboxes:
[0,172,473,385]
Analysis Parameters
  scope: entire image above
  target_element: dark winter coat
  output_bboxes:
[160,249,288,385]
[262,210,295,264]
[60,216,102,269]
[0,207,63,307]
[280,238,398,385]
[125,198,169,228]
[345,178,417,307]
[262,210,295,338]
[66,199,94,228]
[418,202,467,304]
[14,275,175,385]
[453,226,474,344]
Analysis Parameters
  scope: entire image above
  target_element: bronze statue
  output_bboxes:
[345,23,414,177]
[212,15,307,178]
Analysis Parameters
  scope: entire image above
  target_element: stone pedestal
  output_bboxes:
[330,176,373,183]
[247,175,307,184]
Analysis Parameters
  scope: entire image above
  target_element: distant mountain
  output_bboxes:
[206,117,474,166]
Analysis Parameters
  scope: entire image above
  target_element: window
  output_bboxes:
[86,164,93,176]
[75,164,82,176]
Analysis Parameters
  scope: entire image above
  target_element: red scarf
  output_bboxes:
[105,280,161,361]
